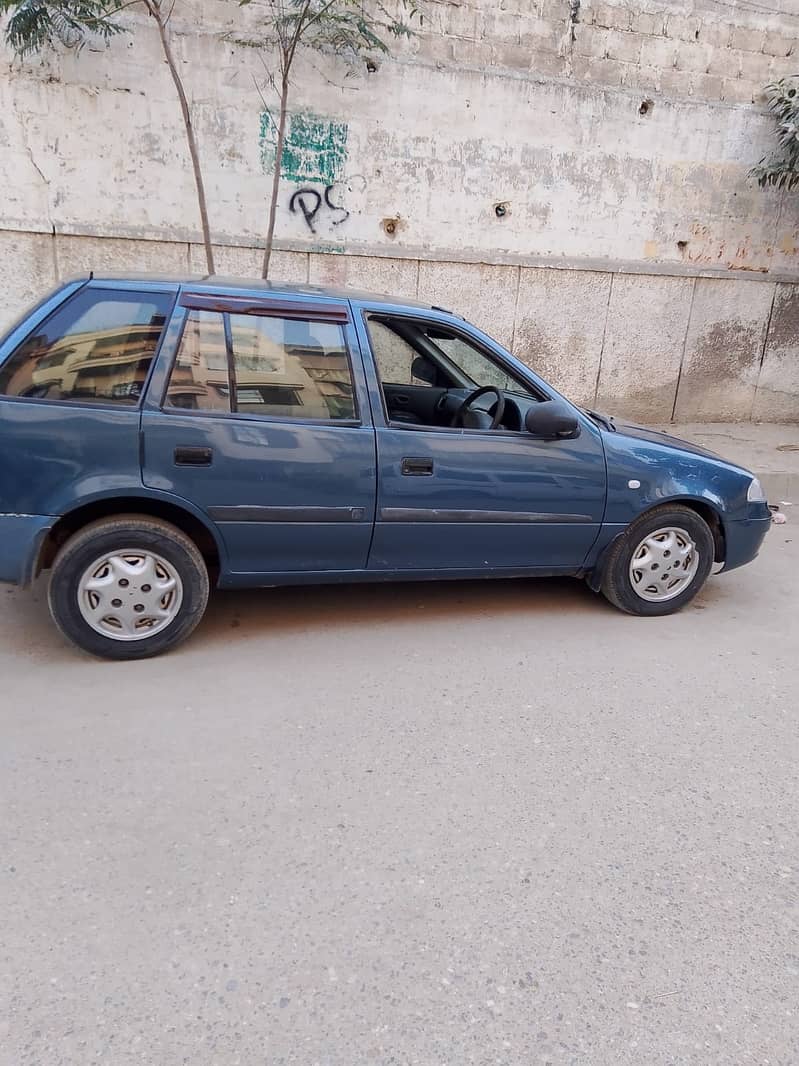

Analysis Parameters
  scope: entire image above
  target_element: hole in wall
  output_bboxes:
[677,240,689,254]
[639,98,654,117]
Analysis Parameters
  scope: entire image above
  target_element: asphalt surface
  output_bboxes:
[1,528,797,1065]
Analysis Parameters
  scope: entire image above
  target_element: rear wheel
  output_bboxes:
[48,515,209,659]
[600,505,715,616]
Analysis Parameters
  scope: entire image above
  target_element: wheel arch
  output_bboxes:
[587,496,726,592]
[35,494,225,585]
[663,496,726,564]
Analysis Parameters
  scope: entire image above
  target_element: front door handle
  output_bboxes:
[174,446,213,466]
[401,456,434,476]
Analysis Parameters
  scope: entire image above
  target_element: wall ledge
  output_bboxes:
[2,224,796,287]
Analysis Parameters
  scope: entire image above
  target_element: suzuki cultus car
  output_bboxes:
[0,275,771,659]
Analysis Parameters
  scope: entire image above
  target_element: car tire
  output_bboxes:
[600,504,715,616]
[48,515,210,660]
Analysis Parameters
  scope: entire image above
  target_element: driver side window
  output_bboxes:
[365,312,540,432]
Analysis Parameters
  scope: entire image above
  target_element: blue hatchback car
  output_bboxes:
[0,274,771,659]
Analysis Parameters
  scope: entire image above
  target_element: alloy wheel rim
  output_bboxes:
[77,550,184,641]
[628,526,699,603]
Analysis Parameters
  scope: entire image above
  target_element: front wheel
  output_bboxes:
[48,515,210,660]
[600,505,715,616]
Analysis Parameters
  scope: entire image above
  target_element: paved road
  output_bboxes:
[1,529,797,1066]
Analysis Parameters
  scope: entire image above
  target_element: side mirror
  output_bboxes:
[525,400,580,438]
[411,355,437,386]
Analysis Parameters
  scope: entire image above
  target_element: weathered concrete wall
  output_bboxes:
[2,0,799,420]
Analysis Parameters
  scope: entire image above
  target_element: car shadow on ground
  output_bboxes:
[191,569,734,648]
[5,568,736,664]
[203,575,599,636]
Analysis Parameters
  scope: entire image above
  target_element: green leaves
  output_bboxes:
[752,76,799,191]
[260,0,421,69]
[1,0,128,56]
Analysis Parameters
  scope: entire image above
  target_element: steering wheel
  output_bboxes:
[450,385,506,430]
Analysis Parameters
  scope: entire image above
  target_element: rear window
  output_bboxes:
[0,288,172,405]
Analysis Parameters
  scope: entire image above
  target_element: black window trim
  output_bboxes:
[222,311,238,414]
[0,285,178,413]
[161,305,362,427]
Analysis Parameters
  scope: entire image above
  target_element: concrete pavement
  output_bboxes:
[1,491,796,1064]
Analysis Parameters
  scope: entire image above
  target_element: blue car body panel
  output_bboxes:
[351,304,607,572]
[0,400,144,515]
[0,275,770,589]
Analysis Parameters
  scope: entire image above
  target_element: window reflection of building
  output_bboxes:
[166,312,355,421]
[165,312,229,412]
[26,322,165,401]
[0,297,169,404]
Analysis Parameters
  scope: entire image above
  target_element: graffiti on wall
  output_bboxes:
[289,185,350,233]
[260,111,348,184]
[259,110,352,234]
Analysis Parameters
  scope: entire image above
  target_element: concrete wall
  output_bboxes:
[2,0,799,420]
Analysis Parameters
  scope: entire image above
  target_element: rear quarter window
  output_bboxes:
[0,288,173,406]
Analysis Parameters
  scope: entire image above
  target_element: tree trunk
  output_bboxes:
[152,5,215,274]
[262,75,290,280]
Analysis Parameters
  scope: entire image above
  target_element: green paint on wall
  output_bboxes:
[259,111,348,186]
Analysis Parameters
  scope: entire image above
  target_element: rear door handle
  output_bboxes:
[174,446,213,466]
[401,456,434,476]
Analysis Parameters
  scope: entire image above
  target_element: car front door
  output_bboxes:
[142,290,376,579]
[355,306,607,573]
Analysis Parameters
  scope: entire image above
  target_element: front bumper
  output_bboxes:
[720,509,772,574]
[0,514,55,585]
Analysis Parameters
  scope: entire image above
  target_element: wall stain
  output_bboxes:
[766,285,799,352]
[596,380,680,422]
[684,223,784,273]
[685,320,763,382]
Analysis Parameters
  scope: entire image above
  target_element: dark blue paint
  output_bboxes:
[142,410,377,572]
[365,424,606,569]
[0,275,770,591]
[0,400,143,514]
[722,515,772,571]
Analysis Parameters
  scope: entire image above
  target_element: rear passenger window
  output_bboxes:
[0,289,172,405]
[165,309,356,422]
[163,310,229,412]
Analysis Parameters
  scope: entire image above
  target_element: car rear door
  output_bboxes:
[141,289,376,580]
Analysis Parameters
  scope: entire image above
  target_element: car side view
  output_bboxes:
[0,275,771,659]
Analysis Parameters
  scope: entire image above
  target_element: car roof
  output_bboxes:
[78,272,439,311]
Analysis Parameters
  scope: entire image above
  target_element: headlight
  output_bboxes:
[747,477,767,503]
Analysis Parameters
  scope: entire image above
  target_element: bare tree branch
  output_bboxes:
[255,0,421,277]
[151,0,215,271]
